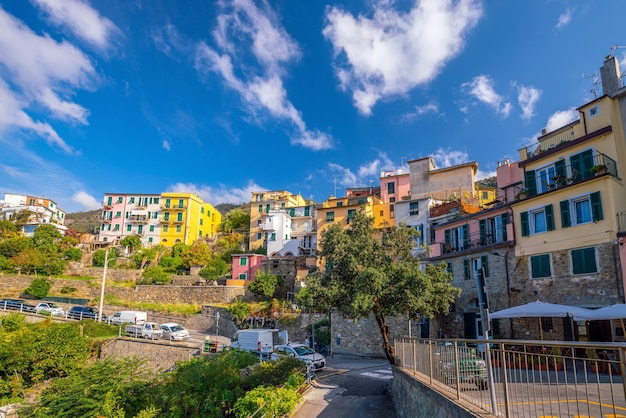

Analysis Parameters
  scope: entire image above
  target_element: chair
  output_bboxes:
[567,169,579,185]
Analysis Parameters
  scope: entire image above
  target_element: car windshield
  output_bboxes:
[169,325,185,332]
[293,346,314,355]
[47,303,60,308]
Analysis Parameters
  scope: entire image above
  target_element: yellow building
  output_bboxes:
[248,190,308,250]
[512,55,626,309]
[316,194,383,254]
[159,192,222,247]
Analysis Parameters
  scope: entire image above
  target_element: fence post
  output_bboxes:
[620,346,626,402]
[412,339,417,375]
[500,342,510,417]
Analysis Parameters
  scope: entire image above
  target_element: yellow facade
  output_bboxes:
[514,87,626,257]
[248,190,307,250]
[159,193,222,247]
[316,194,382,248]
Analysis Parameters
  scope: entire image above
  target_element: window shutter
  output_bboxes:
[464,313,477,338]
[479,219,486,244]
[444,229,451,245]
[524,169,537,196]
[481,255,489,277]
[520,211,529,236]
[560,200,571,228]
[546,204,555,231]
[591,191,603,221]
[463,259,470,280]
[501,213,509,241]
[419,224,424,244]
[555,159,566,180]
[462,224,469,248]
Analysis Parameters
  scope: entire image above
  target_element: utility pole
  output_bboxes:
[98,249,108,323]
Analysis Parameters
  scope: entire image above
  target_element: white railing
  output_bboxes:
[395,338,626,417]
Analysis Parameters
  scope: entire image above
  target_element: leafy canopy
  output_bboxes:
[304,210,459,363]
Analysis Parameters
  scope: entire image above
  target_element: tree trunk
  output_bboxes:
[373,303,395,364]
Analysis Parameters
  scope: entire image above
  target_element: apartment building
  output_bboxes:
[99,193,161,246]
[377,169,411,228]
[99,192,221,247]
[248,190,308,251]
[160,192,221,246]
[0,193,67,236]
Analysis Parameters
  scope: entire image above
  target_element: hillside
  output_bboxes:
[65,209,102,234]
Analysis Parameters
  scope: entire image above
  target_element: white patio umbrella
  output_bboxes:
[490,301,592,339]
[573,304,626,342]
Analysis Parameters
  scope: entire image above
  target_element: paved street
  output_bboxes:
[293,355,396,418]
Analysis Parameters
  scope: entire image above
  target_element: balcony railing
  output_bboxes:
[436,227,508,255]
[523,127,576,158]
[128,216,148,223]
[160,204,186,210]
[521,152,618,199]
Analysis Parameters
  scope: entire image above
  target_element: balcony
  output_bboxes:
[432,227,509,257]
[160,203,186,210]
[102,218,112,223]
[519,152,618,199]
[523,127,576,159]
[128,215,148,224]
[260,223,275,231]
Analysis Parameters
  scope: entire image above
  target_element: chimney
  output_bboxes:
[600,55,622,96]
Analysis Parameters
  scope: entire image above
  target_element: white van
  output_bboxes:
[108,311,147,326]
[229,329,287,355]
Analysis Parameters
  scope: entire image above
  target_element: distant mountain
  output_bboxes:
[65,209,102,234]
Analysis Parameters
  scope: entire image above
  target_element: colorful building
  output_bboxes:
[229,253,267,286]
[0,193,67,236]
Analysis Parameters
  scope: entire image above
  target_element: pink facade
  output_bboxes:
[380,171,411,203]
[231,254,267,282]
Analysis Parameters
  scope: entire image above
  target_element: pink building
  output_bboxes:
[229,254,267,286]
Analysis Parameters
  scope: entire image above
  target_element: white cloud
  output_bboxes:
[162,139,171,151]
[167,180,265,205]
[328,152,397,192]
[545,108,578,132]
[323,0,482,115]
[430,147,470,168]
[0,139,95,212]
[31,0,120,50]
[517,85,541,120]
[328,163,358,190]
[191,0,332,151]
[71,191,100,210]
[555,8,573,30]
[0,7,100,151]
[462,75,512,117]
[402,101,440,121]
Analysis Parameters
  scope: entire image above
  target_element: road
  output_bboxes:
[293,355,397,418]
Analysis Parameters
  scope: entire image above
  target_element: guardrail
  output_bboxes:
[395,338,626,418]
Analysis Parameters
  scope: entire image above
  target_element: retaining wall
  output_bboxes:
[391,366,494,418]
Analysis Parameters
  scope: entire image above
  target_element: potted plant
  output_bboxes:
[550,346,564,371]
[591,164,607,176]
[586,348,604,373]
[516,188,528,200]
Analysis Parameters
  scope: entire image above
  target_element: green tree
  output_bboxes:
[248,271,283,298]
[181,241,213,268]
[10,248,65,275]
[63,247,83,261]
[226,298,252,327]
[214,232,245,263]
[304,211,460,364]
[199,258,229,279]
[0,237,33,259]
[141,266,171,285]
[218,209,250,233]
[32,224,62,252]
[23,277,51,298]
[92,248,118,267]
[121,235,142,253]
[0,220,20,240]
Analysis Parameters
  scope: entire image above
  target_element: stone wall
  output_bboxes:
[100,338,200,372]
[391,366,490,418]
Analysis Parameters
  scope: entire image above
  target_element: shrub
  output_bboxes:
[23,277,51,299]
[141,266,171,285]
[63,247,83,262]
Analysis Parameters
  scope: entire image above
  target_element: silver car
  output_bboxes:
[35,302,65,316]
[160,323,190,341]
[272,343,326,370]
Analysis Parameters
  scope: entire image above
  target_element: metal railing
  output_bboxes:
[395,338,626,418]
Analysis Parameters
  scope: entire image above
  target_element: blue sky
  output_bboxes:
[1,0,625,213]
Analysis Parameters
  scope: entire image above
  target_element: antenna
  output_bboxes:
[582,72,600,98]
[610,45,626,54]
[333,174,338,197]
[401,156,406,166]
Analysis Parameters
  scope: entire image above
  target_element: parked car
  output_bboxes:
[35,302,65,316]
[107,310,147,326]
[160,323,190,341]
[434,344,488,390]
[0,298,37,313]
[272,343,326,370]
[67,306,106,321]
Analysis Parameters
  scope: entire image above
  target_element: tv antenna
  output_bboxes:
[610,45,626,54]
[582,72,600,98]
